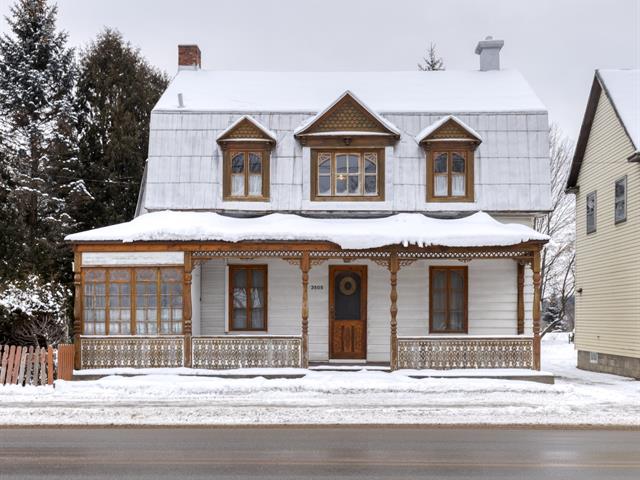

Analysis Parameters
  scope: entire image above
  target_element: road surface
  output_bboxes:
[0,427,638,479]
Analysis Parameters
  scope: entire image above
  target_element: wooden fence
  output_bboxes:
[0,343,75,386]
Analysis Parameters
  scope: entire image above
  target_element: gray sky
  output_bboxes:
[1,0,639,140]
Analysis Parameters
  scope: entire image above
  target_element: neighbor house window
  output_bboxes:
[82,267,183,336]
[586,191,597,234]
[615,176,627,224]
[429,266,468,334]
[311,149,384,201]
[427,147,474,202]
[223,148,270,200]
[229,265,268,331]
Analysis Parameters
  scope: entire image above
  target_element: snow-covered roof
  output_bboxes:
[154,69,546,113]
[65,211,548,249]
[598,69,640,152]
[216,115,277,142]
[293,91,401,136]
[414,115,483,143]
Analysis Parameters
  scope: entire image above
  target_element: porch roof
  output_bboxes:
[65,211,548,250]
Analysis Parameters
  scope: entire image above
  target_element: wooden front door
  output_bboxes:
[329,265,367,359]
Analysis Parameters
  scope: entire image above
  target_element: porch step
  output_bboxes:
[309,363,391,373]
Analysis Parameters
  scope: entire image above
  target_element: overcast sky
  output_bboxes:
[1,0,638,140]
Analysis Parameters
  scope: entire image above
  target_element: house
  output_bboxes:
[566,69,640,378]
[65,38,550,371]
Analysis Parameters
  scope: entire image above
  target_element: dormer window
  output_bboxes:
[295,92,399,202]
[312,149,383,200]
[229,150,266,198]
[217,116,276,201]
[416,115,481,203]
[429,148,472,200]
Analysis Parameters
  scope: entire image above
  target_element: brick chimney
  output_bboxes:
[178,45,201,70]
[475,36,504,71]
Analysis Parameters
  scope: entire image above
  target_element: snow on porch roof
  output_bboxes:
[65,211,548,250]
[154,69,546,113]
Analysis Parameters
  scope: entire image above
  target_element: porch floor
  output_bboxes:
[72,366,554,384]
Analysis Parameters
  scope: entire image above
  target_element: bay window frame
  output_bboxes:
[81,266,183,336]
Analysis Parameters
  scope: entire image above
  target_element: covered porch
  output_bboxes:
[69,211,546,372]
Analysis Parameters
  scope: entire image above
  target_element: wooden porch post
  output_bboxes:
[300,252,310,368]
[517,262,525,335]
[73,250,82,370]
[388,251,399,371]
[532,247,542,370]
[183,252,193,368]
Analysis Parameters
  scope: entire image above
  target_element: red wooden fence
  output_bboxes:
[0,344,75,386]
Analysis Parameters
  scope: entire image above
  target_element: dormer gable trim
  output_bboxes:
[217,115,277,149]
[294,91,401,146]
[415,115,482,146]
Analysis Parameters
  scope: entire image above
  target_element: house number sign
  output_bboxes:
[310,284,324,290]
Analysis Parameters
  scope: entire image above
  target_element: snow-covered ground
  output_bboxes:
[0,333,638,426]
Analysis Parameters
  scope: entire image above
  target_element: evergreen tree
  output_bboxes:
[74,28,168,231]
[0,0,81,282]
[418,43,445,71]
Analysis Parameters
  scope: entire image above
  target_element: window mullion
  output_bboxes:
[247,267,253,330]
[105,270,111,336]
[331,153,335,196]
[130,268,136,336]
[445,270,451,331]
[156,268,161,335]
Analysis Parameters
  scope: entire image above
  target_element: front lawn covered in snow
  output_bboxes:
[0,333,638,426]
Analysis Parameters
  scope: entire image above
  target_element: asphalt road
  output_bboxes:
[0,427,639,479]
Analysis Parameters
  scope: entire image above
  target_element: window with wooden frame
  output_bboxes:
[223,147,270,200]
[81,267,183,336]
[614,176,627,224]
[228,265,268,331]
[429,266,468,334]
[427,146,474,202]
[311,149,384,201]
[586,191,597,234]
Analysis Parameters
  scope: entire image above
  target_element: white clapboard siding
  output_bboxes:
[196,258,533,362]
[143,110,550,213]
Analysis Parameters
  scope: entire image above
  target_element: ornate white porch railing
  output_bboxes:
[192,336,302,369]
[397,336,534,370]
[79,336,185,369]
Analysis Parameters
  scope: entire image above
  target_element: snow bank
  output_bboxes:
[153,69,547,113]
[65,211,548,248]
[0,339,638,426]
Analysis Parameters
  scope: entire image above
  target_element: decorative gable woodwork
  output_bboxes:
[306,95,389,134]
[295,92,399,147]
[428,119,475,140]
[415,115,482,147]
[217,116,276,150]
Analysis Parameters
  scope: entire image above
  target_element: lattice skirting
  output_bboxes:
[79,336,185,369]
[192,336,302,369]
[397,337,534,369]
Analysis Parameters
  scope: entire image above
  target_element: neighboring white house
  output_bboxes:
[66,38,550,371]
[567,69,640,378]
